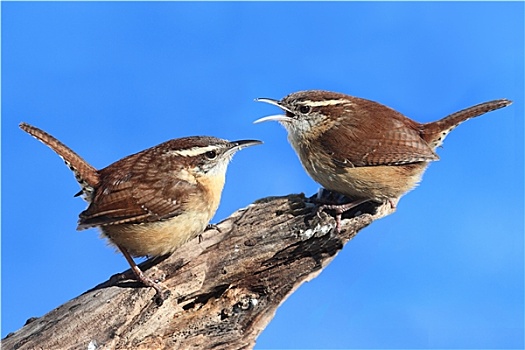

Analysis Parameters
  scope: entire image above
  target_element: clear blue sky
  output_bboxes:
[2,2,523,348]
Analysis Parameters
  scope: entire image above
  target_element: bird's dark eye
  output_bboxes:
[299,105,311,114]
[205,150,217,159]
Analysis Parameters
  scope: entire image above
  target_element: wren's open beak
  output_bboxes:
[254,98,294,124]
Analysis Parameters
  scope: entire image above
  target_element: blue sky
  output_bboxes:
[2,2,523,348]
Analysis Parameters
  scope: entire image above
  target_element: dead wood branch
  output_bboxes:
[2,194,393,350]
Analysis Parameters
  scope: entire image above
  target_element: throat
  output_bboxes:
[197,174,226,216]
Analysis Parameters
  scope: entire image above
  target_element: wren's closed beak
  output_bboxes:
[254,97,294,124]
[228,139,263,155]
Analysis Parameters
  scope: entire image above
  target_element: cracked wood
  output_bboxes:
[2,194,393,350]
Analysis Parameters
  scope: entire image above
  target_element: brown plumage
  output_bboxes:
[20,122,261,302]
[255,90,511,228]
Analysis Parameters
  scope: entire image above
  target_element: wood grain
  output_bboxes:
[2,194,393,350]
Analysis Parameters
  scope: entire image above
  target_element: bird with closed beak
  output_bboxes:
[20,122,261,303]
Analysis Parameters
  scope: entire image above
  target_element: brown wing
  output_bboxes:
[77,147,198,229]
[320,100,439,167]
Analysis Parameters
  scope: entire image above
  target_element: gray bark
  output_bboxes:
[2,194,393,350]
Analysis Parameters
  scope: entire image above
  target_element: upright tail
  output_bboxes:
[19,123,100,200]
[422,99,512,149]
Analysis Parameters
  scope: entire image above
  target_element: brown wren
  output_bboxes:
[20,122,261,302]
[255,90,511,229]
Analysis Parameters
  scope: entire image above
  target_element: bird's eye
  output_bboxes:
[205,150,217,159]
[299,105,311,114]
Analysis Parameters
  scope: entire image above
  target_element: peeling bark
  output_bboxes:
[2,194,394,350]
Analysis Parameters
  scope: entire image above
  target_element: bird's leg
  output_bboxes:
[312,189,371,232]
[316,198,371,232]
[116,244,170,305]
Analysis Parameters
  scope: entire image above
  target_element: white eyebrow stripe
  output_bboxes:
[299,99,352,107]
[169,145,220,157]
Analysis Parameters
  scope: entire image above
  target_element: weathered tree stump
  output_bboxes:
[2,194,393,350]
